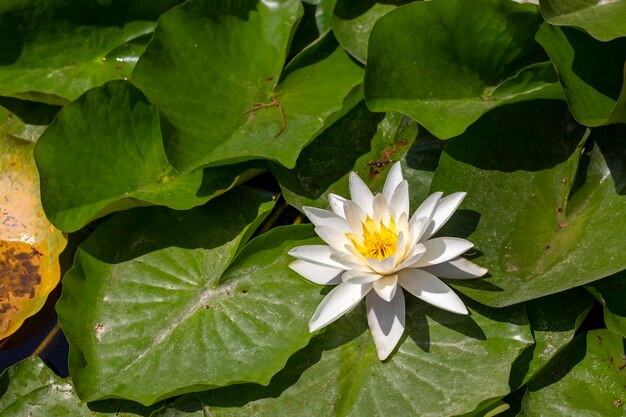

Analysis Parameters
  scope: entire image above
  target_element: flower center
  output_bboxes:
[346,215,398,260]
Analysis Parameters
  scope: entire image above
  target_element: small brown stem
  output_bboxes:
[272,97,286,139]
[241,96,286,139]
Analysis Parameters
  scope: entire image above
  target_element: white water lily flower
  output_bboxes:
[288,163,487,360]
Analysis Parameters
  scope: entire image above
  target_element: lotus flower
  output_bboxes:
[288,163,487,360]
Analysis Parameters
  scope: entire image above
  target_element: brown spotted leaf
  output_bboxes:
[0,133,66,340]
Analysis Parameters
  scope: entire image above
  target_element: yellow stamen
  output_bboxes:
[346,215,398,260]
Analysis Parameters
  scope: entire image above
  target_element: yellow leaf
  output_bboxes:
[0,133,66,340]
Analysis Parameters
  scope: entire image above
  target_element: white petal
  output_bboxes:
[424,192,466,238]
[328,193,347,218]
[349,172,374,214]
[342,270,382,284]
[412,237,473,267]
[373,274,399,302]
[394,232,407,265]
[309,282,373,332]
[382,162,403,205]
[336,247,371,271]
[397,212,410,240]
[289,260,344,285]
[372,193,390,224]
[409,217,428,246]
[390,180,410,218]
[409,192,442,232]
[315,226,351,253]
[366,254,397,275]
[288,245,345,269]
[405,241,427,259]
[398,269,468,314]
[396,243,427,270]
[367,288,405,360]
[302,207,350,232]
[343,200,367,234]
[422,257,488,280]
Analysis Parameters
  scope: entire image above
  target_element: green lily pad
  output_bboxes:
[0,98,59,142]
[132,0,363,172]
[0,357,158,416]
[521,329,626,416]
[540,0,626,41]
[150,298,531,417]
[509,288,593,389]
[0,0,180,104]
[332,0,412,63]
[586,270,626,339]
[536,23,626,127]
[56,191,335,405]
[314,0,337,33]
[364,0,563,139]
[430,101,626,307]
[35,81,263,233]
[272,105,443,214]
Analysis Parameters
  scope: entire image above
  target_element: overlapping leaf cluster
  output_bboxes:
[1,0,626,415]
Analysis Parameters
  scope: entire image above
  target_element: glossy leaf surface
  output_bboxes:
[430,102,626,307]
[522,330,626,416]
[152,299,532,417]
[0,357,158,416]
[35,81,260,233]
[509,288,593,389]
[536,24,626,126]
[332,0,412,63]
[540,0,626,41]
[132,0,363,171]
[0,0,180,103]
[56,199,334,405]
[365,0,563,139]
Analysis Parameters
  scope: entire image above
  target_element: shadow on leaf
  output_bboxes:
[271,101,382,200]
[79,187,273,263]
[166,306,368,411]
[444,100,585,172]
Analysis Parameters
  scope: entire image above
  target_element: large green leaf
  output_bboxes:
[521,330,626,416]
[509,288,593,389]
[586,270,626,339]
[0,357,158,416]
[35,81,262,233]
[272,105,443,214]
[364,0,563,139]
[540,0,626,41]
[56,193,334,405]
[332,0,412,64]
[430,101,626,307]
[0,0,180,104]
[132,0,363,172]
[151,299,531,417]
[536,23,626,126]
